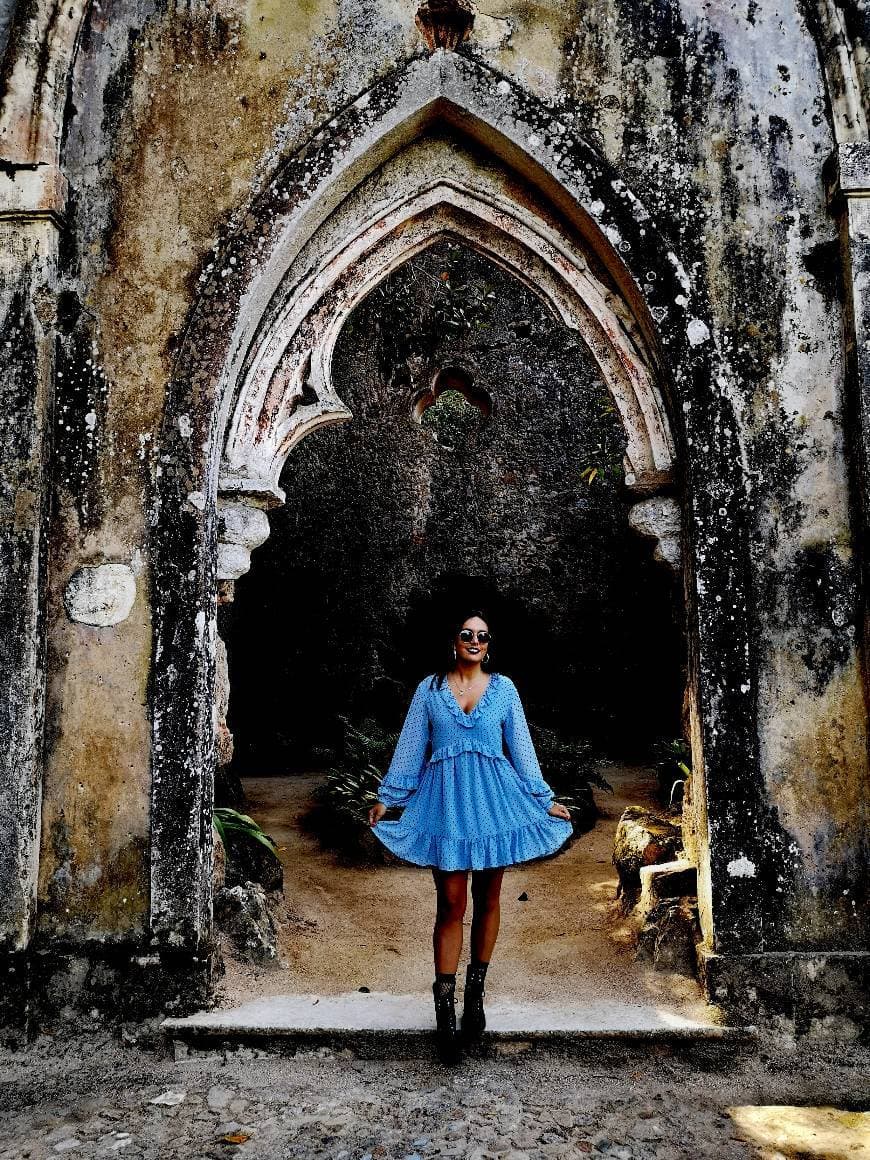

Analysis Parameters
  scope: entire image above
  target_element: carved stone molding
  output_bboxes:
[221,182,674,503]
[627,496,682,571]
[216,500,271,581]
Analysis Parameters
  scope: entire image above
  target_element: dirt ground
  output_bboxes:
[217,764,710,1023]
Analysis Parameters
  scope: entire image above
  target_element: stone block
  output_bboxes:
[0,164,68,221]
[63,564,136,627]
[638,859,697,919]
[214,884,278,964]
[792,953,870,1038]
[697,949,870,1036]
[613,807,682,903]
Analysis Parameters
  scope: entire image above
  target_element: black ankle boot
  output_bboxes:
[432,974,461,1065]
[461,961,488,1040]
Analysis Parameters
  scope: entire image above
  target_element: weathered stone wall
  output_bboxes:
[227,239,682,770]
[0,2,14,62]
[0,0,867,1025]
[0,216,55,952]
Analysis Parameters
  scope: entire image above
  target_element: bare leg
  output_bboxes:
[470,867,505,963]
[431,868,469,974]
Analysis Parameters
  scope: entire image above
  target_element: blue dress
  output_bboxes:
[372,672,573,870]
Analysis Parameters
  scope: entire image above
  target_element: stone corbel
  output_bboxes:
[216,498,271,583]
[0,164,68,227]
[627,495,682,571]
[823,141,870,206]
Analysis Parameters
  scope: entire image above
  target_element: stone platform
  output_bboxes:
[163,992,754,1059]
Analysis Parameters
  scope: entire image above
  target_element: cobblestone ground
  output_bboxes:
[1,1034,868,1160]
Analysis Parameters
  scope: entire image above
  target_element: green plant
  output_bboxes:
[420,388,479,450]
[302,716,401,862]
[528,722,612,832]
[213,807,278,858]
[579,398,625,485]
[652,736,692,806]
[321,716,399,817]
[320,760,385,820]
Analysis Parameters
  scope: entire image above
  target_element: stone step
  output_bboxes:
[163,992,756,1060]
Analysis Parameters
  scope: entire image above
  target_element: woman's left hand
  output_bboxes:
[368,802,388,826]
[548,801,571,820]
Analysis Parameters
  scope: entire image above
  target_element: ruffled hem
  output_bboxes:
[377,771,420,806]
[372,813,572,871]
[379,772,419,787]
[428,738,509,764]
[438,671,502,728]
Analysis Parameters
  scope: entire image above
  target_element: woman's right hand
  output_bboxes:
[368,802,387,826]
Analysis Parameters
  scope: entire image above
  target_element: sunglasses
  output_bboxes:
[458,629,491,644]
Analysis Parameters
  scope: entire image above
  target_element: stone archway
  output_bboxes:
[151,51,754,990]
[0,0,863,1033]
[215,183,680,580]
[225,232,685,787]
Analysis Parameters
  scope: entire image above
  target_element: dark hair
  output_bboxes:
[430,607,495,689]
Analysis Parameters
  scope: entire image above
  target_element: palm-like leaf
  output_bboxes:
[213,807,277,856]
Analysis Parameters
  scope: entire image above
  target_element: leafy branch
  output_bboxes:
[213,807,278,857]
[579,399,625,485]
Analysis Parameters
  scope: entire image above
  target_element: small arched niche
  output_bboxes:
[414,366,493,450]
[413,366,493,422]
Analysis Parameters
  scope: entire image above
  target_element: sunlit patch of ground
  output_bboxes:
[729,1105,870,1159]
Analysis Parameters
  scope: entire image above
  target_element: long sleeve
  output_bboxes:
[502,681,555,804]
[377,679,431,806]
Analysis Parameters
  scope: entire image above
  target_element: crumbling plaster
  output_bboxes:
[0,218,55,951]
[0,0,866,1018]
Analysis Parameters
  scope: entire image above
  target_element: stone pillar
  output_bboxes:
[0,165,66,951]
[695,145,870,1033]
[827,143,870,712]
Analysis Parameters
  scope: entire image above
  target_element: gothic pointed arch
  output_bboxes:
[219,181,675,510]
[151,50,755,960]
[181,53,711,465]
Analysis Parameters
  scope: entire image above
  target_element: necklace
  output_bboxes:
[450,672,482,695]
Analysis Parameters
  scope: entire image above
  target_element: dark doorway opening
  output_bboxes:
[225,241,683,775]
[211,238,700,1025]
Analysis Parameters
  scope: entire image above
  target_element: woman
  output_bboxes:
[367,610,572,1063]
